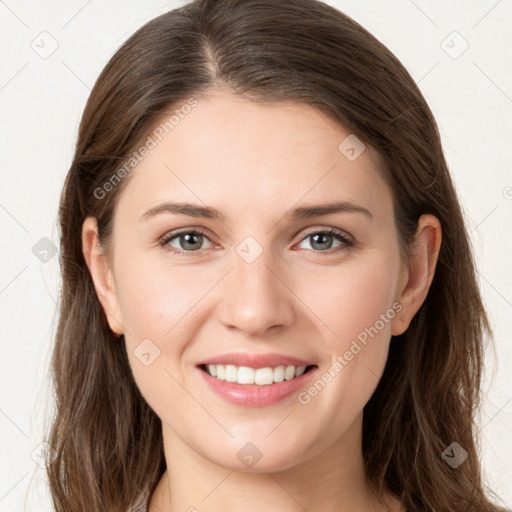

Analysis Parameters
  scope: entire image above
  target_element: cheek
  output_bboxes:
[115,257,206,415]
[113,251,213,340]
[296,250,400,350]
[297,252,400,415]
[110,247,209,394]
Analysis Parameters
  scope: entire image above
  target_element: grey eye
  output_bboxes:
[165,231,213,252]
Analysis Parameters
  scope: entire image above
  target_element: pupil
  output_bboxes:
[182,233,202,250]
[312,233,332,250]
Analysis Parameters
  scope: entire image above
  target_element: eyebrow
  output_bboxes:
[285,201,373,220]
[140,200,373,222]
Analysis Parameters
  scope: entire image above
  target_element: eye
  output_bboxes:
[160,229,215,254]
[160,227,354,256]
[295,228,354,253]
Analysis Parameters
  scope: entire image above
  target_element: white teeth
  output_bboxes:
[237,366,255,384]
[225,364,238,383]
[284,365,295,381]
[273,365,285,383]
[255,367,274,385]
[295,365,306,377]
[205,363,310,385]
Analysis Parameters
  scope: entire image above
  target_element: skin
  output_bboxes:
[82,89,442,512]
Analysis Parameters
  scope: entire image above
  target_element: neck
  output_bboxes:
[149,413,402,512]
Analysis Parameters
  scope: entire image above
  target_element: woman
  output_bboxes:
[45,0,508,510]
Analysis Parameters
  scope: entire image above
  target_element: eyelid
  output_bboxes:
[159,226,218,249]
[296,226,354,245]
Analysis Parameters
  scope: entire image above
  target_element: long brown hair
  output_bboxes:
[45,0,507,510]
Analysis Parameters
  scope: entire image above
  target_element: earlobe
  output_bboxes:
[81,216,125,336]
[391,214,442,336]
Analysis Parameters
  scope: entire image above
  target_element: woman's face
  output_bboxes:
[89,90,413,472]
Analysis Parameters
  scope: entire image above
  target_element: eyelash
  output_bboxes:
[159,227,354,256]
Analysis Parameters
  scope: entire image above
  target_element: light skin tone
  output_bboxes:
[82,90,442,512]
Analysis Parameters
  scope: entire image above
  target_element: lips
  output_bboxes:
[196,352,318,407]
[197,352,314,368]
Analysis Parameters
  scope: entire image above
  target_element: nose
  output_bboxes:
[216,246,296,337]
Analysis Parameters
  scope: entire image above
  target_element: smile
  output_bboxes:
[196,352,318,406]
[201,364,315,385]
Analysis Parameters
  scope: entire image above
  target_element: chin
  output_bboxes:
[196,428,322,473]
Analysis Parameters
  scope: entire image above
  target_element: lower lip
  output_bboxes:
[197,367,317,407]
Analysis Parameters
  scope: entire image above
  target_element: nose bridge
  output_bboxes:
[217,235,295,336]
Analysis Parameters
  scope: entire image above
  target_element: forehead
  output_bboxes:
[115,91,392,223]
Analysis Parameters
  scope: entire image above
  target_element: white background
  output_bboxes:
[0,0,511,510]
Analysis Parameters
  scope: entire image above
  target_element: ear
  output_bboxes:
[81,216,125,336]
[391,214,442,335]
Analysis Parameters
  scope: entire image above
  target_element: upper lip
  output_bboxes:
[197,352,315,368]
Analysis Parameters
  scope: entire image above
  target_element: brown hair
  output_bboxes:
[45,0,507,511]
